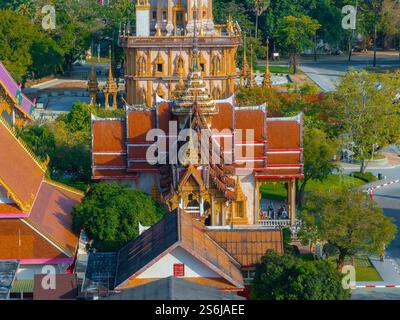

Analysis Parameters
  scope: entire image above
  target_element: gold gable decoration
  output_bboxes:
[154,51,166,76]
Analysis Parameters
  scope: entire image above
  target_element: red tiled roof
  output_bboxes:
[27,181,82,257]
[0,219,69,260]
[0,120,44,210]
[92,119,126,153]
[127,109,155,144]
[207,229,283,266]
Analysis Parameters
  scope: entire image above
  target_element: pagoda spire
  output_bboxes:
[262,36,272,89]
[87,63,99,106]
[240,33,250,87]
[248,42,257,88]
[102,46,119,109]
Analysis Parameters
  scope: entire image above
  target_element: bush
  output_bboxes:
[350,172,378,183]
[72,183,165,251]
[251,250,350,300]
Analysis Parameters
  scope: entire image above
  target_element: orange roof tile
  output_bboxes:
[92,120,126,153]
[0,219,68,260]
[207,229,283,266]
[127,110,156,144]
[0,120,44,211]
[27,181,82,257]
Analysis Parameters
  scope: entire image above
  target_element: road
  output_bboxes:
[266,52,400,92]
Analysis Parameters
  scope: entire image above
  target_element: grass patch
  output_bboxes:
[260,174,366,200]
[344,256,383,282]
[365,66,400,73]
[255,65,293,74]
[355,266,382,282]
[350,172,379,183]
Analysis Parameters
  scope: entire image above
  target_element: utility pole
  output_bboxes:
[373,24,377,67]
[348,0,358,62]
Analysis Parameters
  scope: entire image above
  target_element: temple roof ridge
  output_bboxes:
[267,112,303,123]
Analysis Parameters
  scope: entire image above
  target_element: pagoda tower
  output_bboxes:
[120,0,241,107]
[102,49,119,109]
[87,63,99,106]
[247,43,257,88]
[262,37,272,89]
[240,34,251,87]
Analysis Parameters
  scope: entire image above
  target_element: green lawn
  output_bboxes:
[355,266,383,282]
[255,65,293,74]
[260,174,366,201]
[345,256,383,282]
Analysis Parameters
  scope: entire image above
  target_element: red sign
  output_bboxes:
[173,264,185,277]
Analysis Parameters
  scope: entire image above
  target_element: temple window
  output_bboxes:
[152,11,157,20]
[163,11,167,21]
[154,52,166,76]
[173,264,185,277]
[200,63,205,72]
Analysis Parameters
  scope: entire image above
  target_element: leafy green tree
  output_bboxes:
[29,34,64,79]
[66,102,92,133]
[300,189,397,269]
[0,10,36,82]
[335,69,400,173]
[251,250,350,300]
[297,127,338,207]
[72,183,166,251]
[18,124,56,162]
[214,0,253,33]
[277,15,320,74]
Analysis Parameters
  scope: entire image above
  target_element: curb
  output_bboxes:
[364,180,400,192]
[352,285,400,289]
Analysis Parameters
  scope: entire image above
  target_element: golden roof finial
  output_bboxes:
[227,15,234,33]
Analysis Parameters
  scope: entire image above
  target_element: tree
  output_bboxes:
[18,124,56,162]
[277,15,320,74]
[29,34,64,79]
[248,0,271,39]
[251,250,350,300]
[297,127,338,207]
[0,10,36,82]
[72,183,165,251]
[335,69,400,173]
[300,189,397,269]
[66,102,92,133]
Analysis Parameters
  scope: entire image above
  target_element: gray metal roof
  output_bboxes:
[0,260,19,300]
[104,277,245,300]
[81,252,117,297]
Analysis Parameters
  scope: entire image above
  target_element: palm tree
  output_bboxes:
[251,0,271,38]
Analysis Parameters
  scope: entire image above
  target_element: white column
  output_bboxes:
[200,196,204,216]
[289,179,296,226]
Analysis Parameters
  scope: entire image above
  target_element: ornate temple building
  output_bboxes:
[92,34,303,229]
[0,116,83,295]
[0,62,35,128]
[119,0,242,107]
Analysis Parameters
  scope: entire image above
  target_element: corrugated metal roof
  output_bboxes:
[11,280,33,293]
[104,277,245,300]
[0,260,19,299]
